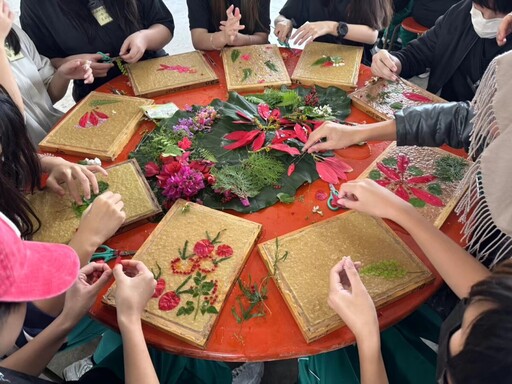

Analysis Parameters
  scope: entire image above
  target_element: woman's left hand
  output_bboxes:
[119,31,147,63]
[40,156,108,204]
[57,59,94,84]
[291,21,336,46]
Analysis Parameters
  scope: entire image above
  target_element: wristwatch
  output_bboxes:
[337,22,349,40]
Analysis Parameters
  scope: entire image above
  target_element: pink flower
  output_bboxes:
[178,137,192,150]
[161,166,204,201]
[194,239,214,258]
[144,162,160,177]
[241,54,251,61]
[216,244,234,258]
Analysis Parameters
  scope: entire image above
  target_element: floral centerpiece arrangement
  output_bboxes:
[131,86,353,213]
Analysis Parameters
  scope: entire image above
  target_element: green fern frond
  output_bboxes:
[193,147,217,163]
[211,165,260,198]
[243,153,284,190]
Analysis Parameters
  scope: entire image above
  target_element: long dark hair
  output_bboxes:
[5,29,21,56]
[0,302,23,326]
[320,0,393,31]
[0,87,41,238]
[447,260,512,383]
[473,0,512,14]
[211,0,268,35]
[57,0,142,42]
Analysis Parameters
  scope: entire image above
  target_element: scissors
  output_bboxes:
[96,51,122,64]
[90,245,136,263]
[327,183,342,211]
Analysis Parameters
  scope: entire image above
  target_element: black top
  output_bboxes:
[187,0,271,35]
[20,0,175,101]
[392,0,512,102]
[412,0,461,29]
[279,0,373,65]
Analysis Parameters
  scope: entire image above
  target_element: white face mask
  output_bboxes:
[470,5,504,39]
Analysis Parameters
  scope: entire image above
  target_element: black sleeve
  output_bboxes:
[139,0,175,35]
[391,9,445,79]
[20,0,65,58]
[395,102,473,152]
[254,0,271,33]
[187,0,211,30]
[279,0,307,28]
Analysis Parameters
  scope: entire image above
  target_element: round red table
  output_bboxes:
[73,50,466,362]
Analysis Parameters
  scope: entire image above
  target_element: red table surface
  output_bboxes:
[58,50,469,362]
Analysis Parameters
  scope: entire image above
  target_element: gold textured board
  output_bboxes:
[357,144,470,228]
[39,92,153,161]
[222,44,291,92]
[103,199,262,348]
[126,51,219,98]
[27,159,161,244]
[259,211,434,343]
[291,42,363,91]
[349,77,446,121]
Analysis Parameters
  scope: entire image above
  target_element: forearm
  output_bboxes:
[345,24,379,45]
[141,24,172,51]
[0,46,24,113]
[232,32,268,46]
[68,233,101,267]
[191,29,227,50]
[47,71,70,104]
[359,120,397,142]
[357,335,388,384]
[119,318,158,384]
[392,205,490,298]
[0,315,74,376]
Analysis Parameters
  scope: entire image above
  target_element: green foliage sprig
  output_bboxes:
[71,181,109,218]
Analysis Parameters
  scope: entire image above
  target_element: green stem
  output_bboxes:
[176,275,192,295]
[194,294,201,320]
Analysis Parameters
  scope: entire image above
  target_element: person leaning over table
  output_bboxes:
[20,0,174,102]
[0,211,161,384]
[372,0,512,102]
[186,0,270,51]
[298,48,512,384]
[273,0,393,65]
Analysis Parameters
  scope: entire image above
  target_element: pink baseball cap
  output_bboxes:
[0,213,80,302]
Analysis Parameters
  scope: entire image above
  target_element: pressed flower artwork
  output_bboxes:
[103,200,262,348]
[358,144,470,228]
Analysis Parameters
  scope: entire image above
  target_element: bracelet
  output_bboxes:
[210,33,221,50]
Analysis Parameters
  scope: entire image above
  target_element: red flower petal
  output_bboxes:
[94,110,109,119]
[159,291,180,311]
[270,109,281,119]
[225,131,253,140]
[194,239,215,258]
[152,278,166,298]
[216,244,233,258]
[316,161,339,184]
[272,130,296,144]
[409,187,445,207]
[377,162,400,181]
[397,154,410,174]
[236,110,252,120]
[375,180,392,187]
[78,112,90,128]
[402,92,431,103]
[144,161,160,177]
[258,104,271,120]
[287,163,296,176]
[322,61,334,67]
[315,190,328,200]
[178,137,192,150]
[323,157,353,173]
[294,124,308,143]
[224,130,261,150]
[395,185,409,201]
[89,111,99,126]
[407,175,438,184]
[252,131,266,151]
[269,144,301,155]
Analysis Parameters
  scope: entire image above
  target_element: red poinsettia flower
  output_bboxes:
[178,137,192,150]
[272,129,297,144]
[374,154,444,207]
[315,156,353,184]
[144,162,160,177]
[193,239,215,258]
[77,109,109,129]
[293,124,311,143]
[159,291,181,311]
[216,244,234,258]
[402,92,431,103]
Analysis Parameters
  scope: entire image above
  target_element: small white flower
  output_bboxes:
[312,206,324,216]
[83,157,102,166]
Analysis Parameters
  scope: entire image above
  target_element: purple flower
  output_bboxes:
[162,166,205,201]
[173,118,195,137]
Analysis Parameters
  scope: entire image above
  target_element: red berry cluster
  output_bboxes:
[304,87,319,107]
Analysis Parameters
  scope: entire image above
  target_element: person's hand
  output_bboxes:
[0,0,14,43]
[120,31,147,63]
[290,21,335,46]
[75,191,126,245]
[57,59,94,84]
[371,50,401,81]
[66,53,114,78]
[274,19,293,43]
[497,13,512,46]
[41,156,108,204]
[303,121,366,153]
[113,260,156,324]
[219,5,244,45]
[327,257,378,340]
[60,262,112,324]
[338,179,412,221]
